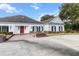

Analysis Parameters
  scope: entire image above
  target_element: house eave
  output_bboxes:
[0,22,44,24]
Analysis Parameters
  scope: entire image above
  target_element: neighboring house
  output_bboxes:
[0,15,64,34]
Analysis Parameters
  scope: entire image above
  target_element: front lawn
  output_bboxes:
[46,32,79,36]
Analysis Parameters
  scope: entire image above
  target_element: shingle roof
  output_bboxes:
[42,16,64,24]
[0,15,42,24]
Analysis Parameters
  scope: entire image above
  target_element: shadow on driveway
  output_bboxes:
[8,40,79,56]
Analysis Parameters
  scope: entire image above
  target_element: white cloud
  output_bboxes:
[0,3,22,13]
[31,3,40,10]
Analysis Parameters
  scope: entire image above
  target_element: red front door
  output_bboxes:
[20,26,24,33]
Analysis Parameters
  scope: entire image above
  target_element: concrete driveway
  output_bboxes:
[0,40,70,56]
[7,34,79,56]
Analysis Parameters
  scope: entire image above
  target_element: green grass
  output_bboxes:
[47,32,79,36]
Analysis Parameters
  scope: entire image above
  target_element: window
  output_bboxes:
[51,26,54,32]
[32,26,34,32]
[38,26,42,32]
[36,26,39,32]
[51,26,56,32]
[32,26,43,32]
[61,26,63,31]
[42,26,43,31]
[39,26,40,32]
[0,26,1,32]
[59,26,63,32]
[55,26,56,32]
[2,26,9,32]
[16,26,19,30]
[59,26,61,31]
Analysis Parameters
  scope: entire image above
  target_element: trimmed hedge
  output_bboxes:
[0,32,13,35]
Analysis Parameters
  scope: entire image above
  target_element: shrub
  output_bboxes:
[36,32,47,37]
[65,29,75,33]
[65,23,79,32]
[0,32,13,35]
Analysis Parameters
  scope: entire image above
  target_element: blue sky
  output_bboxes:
[0,3,62,21]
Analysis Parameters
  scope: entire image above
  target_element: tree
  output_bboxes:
[41,15,54,21]
[59,3,79,23]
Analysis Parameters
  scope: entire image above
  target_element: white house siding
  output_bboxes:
[0,23,18,34]
[56,25,64,32]
[47,17,64,32]
[24,26,31,33]
[0,22,44,34]
[0,24,10,32]
[29,24,44,32]
[61,25,64,32]
[49,17,64,24]
[12,24,31,34]
[0,23,64,34]
[44,23,64,32]
[0,16,64,34]
[9,25,13,32]
[49,24,64,32]
[44,24,49,31]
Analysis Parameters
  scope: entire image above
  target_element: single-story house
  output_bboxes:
[0,15,64,34]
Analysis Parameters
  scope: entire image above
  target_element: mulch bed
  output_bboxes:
[35,32,47,37]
